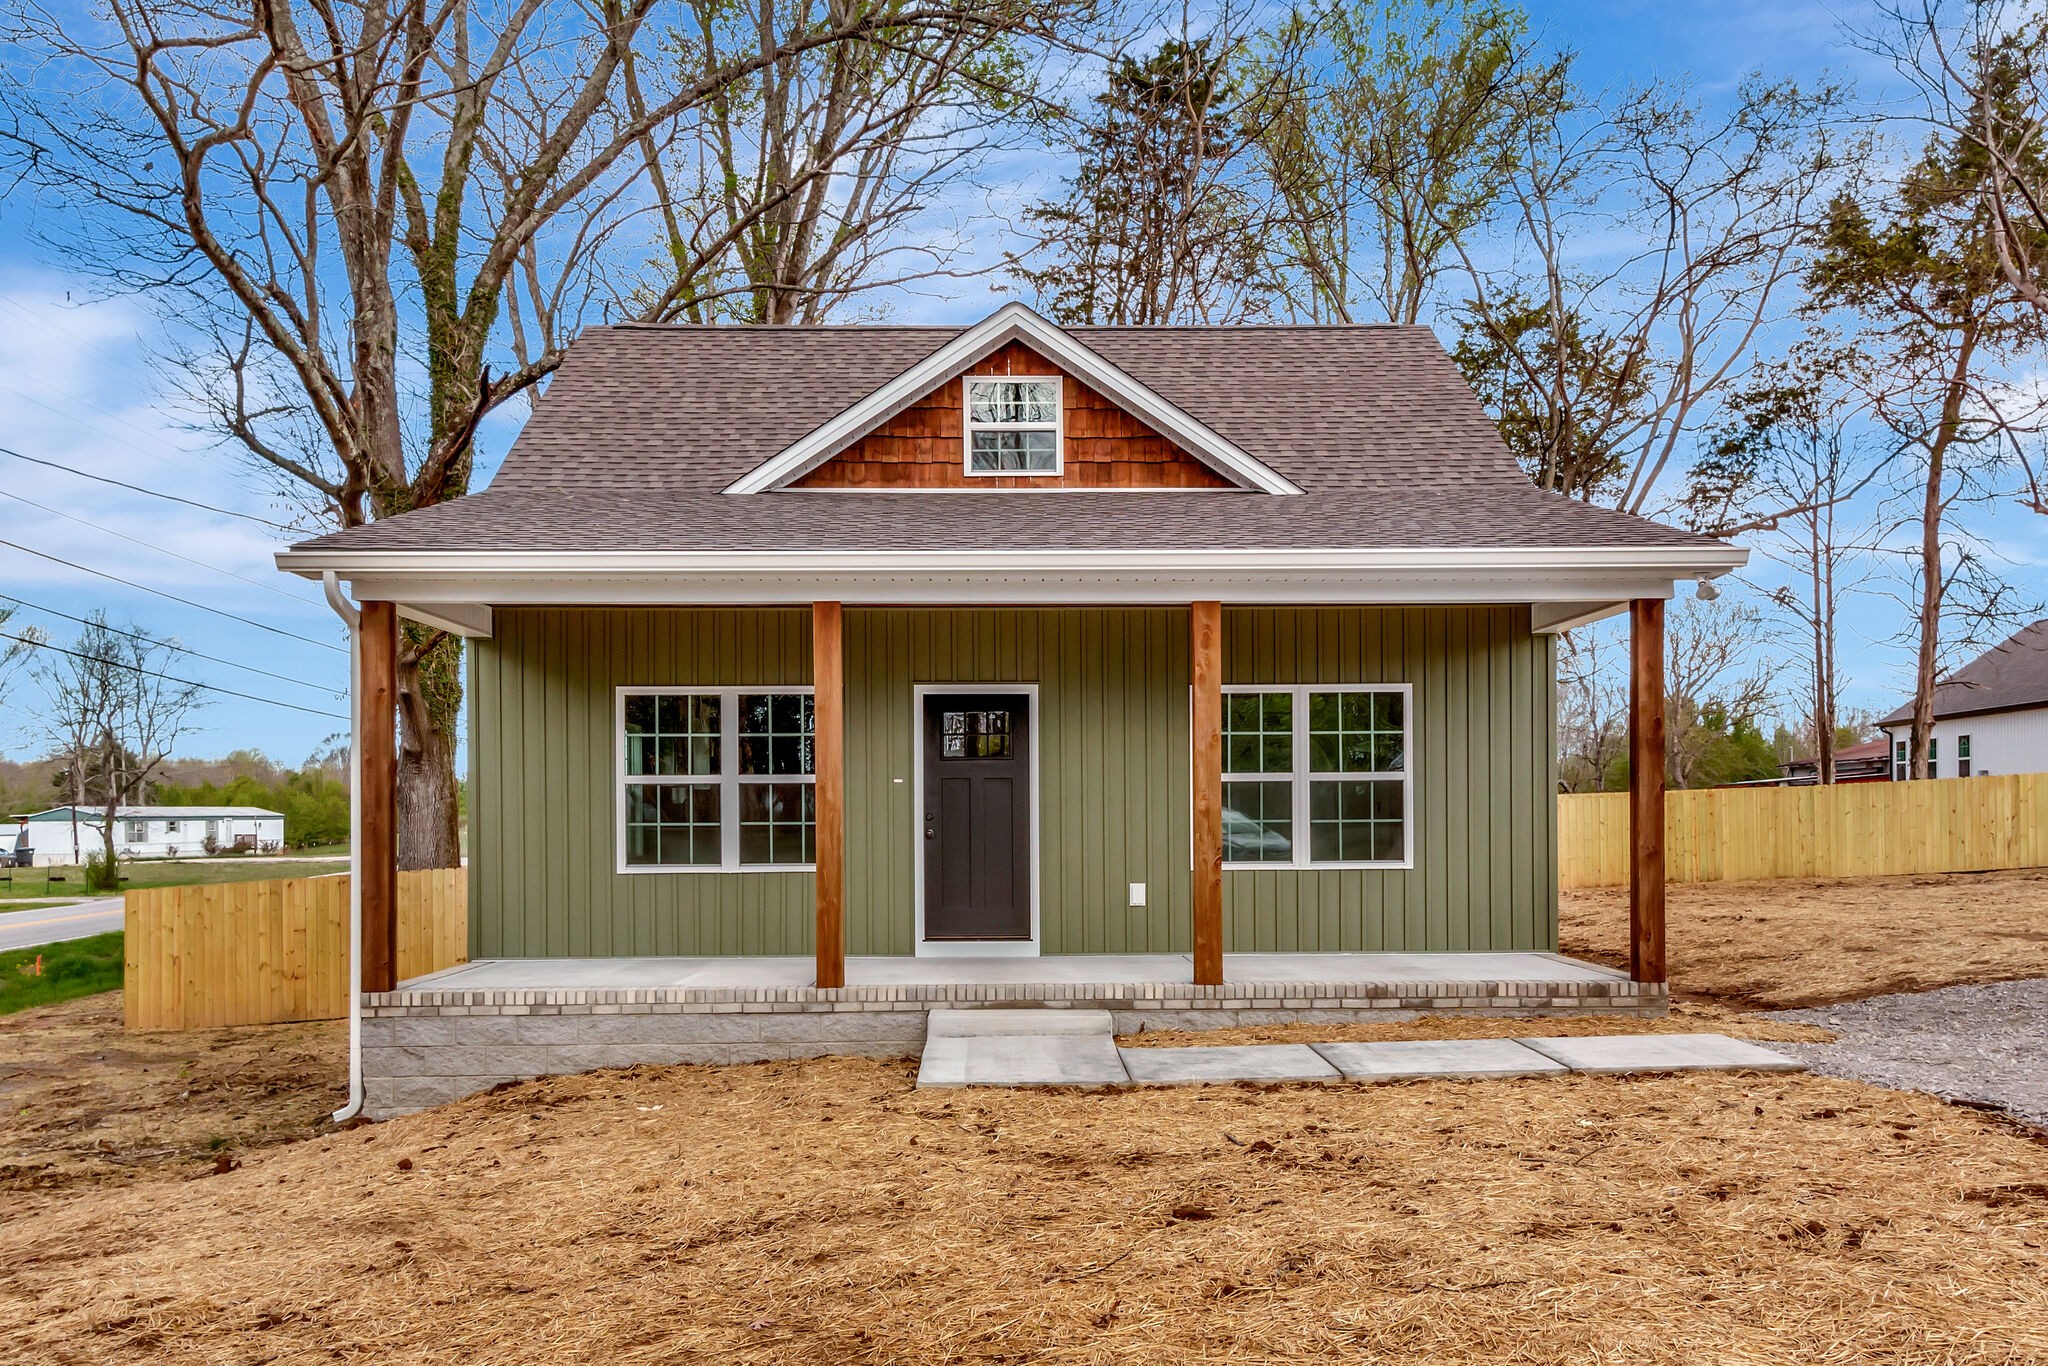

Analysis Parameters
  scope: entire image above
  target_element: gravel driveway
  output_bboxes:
[1768,978,2048,1131]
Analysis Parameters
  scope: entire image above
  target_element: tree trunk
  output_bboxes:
[395,630,463,870]
[1909,323,1980,780]
[1811,524,1836,786]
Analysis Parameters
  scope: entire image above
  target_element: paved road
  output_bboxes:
[0,898,125,952]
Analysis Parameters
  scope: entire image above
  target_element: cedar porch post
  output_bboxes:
[1190,600,1224,987]
[1628,597,1667,985]
[813,601,846,989]
[359,600,399,995]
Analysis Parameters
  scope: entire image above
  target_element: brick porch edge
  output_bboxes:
[360,975,1667,1117]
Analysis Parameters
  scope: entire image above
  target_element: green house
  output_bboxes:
[282,304,1741,1116]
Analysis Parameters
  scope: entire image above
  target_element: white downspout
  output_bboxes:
[322,571,366,1124]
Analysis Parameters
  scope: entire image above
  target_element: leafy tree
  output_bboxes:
[1016,34,1282,323]
[1805,64,2048,779]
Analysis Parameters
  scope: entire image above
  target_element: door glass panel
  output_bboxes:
[940,710,1012,759]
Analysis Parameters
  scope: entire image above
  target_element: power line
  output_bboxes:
[0,445,297,531]
[0,487,317,606]
[0,593,340,694]
[0,537,345,654]
[1,630,346,720]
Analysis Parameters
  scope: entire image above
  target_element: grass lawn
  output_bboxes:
[0,857,348,901]
[0,932,124,1016]
[1562,865,2048,1008]
[0,901,72,915]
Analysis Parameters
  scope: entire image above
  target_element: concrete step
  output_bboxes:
[917,1033,1129,1088]
[924,1008,1115,1038]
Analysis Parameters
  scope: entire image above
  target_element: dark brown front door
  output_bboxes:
[923,693,1031,941]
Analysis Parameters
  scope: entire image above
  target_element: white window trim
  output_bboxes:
[962,375,1062,478]
[614,685,817,874]
[1220,683,1415,871]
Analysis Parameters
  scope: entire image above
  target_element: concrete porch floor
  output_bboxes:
[400,951,1628,994]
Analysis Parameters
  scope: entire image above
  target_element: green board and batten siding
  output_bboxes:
[468,605,1556,958]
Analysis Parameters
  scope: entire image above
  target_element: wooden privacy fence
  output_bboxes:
[124,868,467,1030]
[1559,772,2048,889]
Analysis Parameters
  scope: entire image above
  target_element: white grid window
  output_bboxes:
[618,687,815,872]
[1221,684,1413,868]
[964,376,1061,475]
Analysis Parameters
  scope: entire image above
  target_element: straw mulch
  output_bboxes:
[0,993,343,1193]
[4,1056,2046,1363]
[1563,866,2048,1009]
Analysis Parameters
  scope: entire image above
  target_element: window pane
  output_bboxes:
[739,693,814,776]
[1223,691,1293,776]
[969,430,1057,472]
[1309,689,1401,774]
[1223,780,1293,862]
[969,379,1057,423]
[624,782,720,866]
[627,692,718,776]
[1308,778,1403,863]
[739,782,815,865]
[940,710,1012,759]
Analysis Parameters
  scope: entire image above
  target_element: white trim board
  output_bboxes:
[722,302,1302,496]
[911,683,1042,958]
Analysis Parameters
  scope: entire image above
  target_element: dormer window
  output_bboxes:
[965,377,1061,476]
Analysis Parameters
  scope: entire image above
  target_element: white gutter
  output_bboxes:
[321,571,366,1125]
[278,543,1747,576]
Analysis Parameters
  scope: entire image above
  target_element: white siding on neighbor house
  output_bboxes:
[10,810,287,866]
[1880,707,2048,780]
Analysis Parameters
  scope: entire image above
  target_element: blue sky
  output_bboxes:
[0,0,2040,771]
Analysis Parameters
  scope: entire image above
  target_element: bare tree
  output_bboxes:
[1255,0,1543,324]
[1554,622,1627,792]
[29,612,205,880]
[1688,351,1884,784]
[1662,597,1775,790]
[0,0,1078,867]
[627,0,1066,325]
[1449,73,1856,509]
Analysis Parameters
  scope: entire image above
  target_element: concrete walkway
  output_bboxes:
[913,1010,1804,1088]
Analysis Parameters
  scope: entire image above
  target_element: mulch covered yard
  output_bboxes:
[4,867,2047,1362]
[3,1055,2047,1363]
[0,993,343,1192]
[1562,866,2048,1009]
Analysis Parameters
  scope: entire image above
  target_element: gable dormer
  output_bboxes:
[724,303,1300,495]
[793,340,1234,489]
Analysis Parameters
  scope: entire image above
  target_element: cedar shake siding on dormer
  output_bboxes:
[792,341,1235,490]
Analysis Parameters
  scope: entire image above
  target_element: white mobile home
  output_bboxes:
[7,806,287,867]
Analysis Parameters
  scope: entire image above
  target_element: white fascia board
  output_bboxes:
[278,543,1746,609]
[721,302,1302,496]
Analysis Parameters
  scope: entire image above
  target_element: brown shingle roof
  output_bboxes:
[293,321,1726,555]
[1879,619,2048,724]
